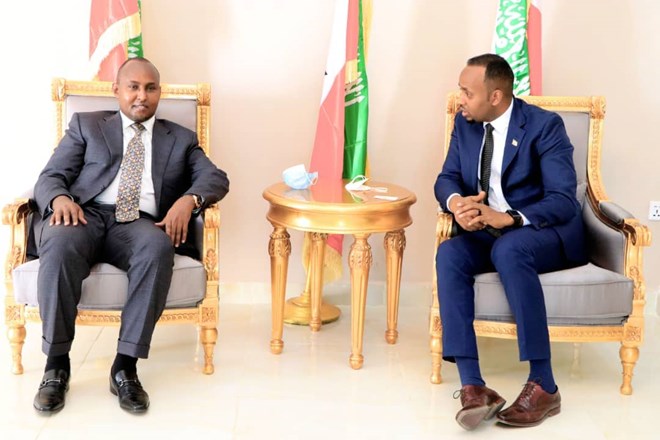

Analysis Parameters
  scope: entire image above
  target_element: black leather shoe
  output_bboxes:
[34,369,70,413]
[109,370,149,413]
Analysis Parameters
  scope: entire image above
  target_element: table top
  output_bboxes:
[263,179,417,234]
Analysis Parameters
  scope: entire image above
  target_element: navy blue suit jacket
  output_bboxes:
[434,98,586,264]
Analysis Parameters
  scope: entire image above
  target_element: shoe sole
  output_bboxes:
[496,406,561,427]
[109,381,149,413]
[33,402,65,414]
[456,399,506,430]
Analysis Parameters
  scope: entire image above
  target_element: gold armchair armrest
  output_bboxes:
[435,210,454,248]
[2,198,34,283]
[589,199,652,303]
[198,202,221,374]
[201,203,220,287]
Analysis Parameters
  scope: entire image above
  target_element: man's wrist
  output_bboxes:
[506,209,523,227]
[191,194,201,209]
[186,193,204,214]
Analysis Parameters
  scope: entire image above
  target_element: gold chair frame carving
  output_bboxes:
[429,93,651,395]
[3,79,221,375]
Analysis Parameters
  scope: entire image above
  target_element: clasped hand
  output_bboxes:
[449,191,514,232]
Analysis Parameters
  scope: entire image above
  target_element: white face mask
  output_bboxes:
[282,164,318,190]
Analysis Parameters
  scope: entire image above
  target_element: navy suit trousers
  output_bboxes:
[435,226,571,363]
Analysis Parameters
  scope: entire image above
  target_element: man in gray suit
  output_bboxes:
[32,57,229,414]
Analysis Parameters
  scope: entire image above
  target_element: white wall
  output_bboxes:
[1,1,658,310]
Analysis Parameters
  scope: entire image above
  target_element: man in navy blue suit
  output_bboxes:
[434,54,586,430]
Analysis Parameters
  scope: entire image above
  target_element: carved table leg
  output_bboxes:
[348,233,372,369]
[269,225,291,354]
[309,232,328,332]
[384,230,406,344]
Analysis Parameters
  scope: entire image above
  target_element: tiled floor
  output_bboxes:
[1,304,659,439]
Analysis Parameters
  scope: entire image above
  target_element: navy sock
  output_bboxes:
[528,359,557,393]
[45,353,70,374]
[455,356,485,387]
[111,353,138,376]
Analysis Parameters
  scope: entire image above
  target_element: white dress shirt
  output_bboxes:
[481,100,513,212]
[447,100,529,225]
[95,112,158,217]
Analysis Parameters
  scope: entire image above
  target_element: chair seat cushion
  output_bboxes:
[12,255,206,309]
[474,263,633,325]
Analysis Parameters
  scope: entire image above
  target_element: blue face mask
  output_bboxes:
[282,164,318,190]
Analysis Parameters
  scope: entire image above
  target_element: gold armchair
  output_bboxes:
[2,79,221,375]
[429,94,651,394]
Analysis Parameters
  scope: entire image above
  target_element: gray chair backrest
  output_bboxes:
[556,110,625,274]
[557,111,589,185]
[64,95,198,132]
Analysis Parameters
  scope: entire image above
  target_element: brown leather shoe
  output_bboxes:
[455,385,506,430]
[497,381,561,427]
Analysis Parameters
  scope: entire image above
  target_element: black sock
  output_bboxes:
[45,353,70,374]
[111,353,138,376]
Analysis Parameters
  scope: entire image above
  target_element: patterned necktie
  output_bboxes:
[115,123,146,222]
[480,123,494,205]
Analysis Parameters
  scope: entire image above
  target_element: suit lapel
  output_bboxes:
[100,113,124,167]
[502,98,526,176]
[466,122,485,191]
[151,119,175,210]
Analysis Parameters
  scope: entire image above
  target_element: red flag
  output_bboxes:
[89,0,142,81]
[527,0,542,95]
[307,0,365,282]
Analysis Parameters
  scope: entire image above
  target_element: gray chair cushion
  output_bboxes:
[474,263,633,325]
[12,255,206,309]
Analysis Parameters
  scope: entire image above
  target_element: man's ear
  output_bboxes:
[112,82,119,97]
[490,88,503,106]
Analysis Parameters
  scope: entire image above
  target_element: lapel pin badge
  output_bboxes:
[512,139,518,147]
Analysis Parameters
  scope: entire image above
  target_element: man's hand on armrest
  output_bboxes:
[155,195,196,247]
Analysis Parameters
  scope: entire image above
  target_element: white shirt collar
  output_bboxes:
[484,99,514,135]
[119,111,156,133]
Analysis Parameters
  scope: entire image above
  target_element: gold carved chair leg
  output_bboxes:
[309,232,328,332]
[384,230,406,344]
[8,321,26,375]
[348,233,372,370]
[430,311,443,384]
[619,342,639,395]
[429,212,449,384]
[199,325,217,375]
[268,225,290,354]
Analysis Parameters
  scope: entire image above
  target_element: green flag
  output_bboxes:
[343,0,369,179]
[127,1,143,58]
[493,0,531,96]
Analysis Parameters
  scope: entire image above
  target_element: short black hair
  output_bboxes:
[467,53,514,97]
[115,56,160,83]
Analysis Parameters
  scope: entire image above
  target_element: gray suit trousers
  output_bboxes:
[36,204,174,358]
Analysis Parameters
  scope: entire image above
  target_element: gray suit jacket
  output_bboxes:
[34,110,229,257]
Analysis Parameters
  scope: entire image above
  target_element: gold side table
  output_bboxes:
[263,179,416,369]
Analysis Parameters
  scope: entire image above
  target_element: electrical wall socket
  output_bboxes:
[649,201,660,221]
